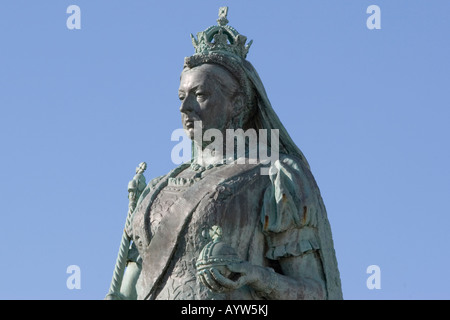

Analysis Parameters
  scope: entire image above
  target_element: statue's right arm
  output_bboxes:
[115,175,165,300]
[119,243,142,300]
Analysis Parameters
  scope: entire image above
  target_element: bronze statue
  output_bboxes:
[106,7,342,300]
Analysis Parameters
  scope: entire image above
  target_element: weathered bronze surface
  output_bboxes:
[106,7,342,300]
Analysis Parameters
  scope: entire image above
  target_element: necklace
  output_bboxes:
[190,161,225,173]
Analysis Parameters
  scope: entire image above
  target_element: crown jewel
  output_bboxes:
[190,7,253,59]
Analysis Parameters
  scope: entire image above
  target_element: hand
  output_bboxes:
[197,261,258,293]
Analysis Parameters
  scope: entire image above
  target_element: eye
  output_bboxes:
[196,92,207,101]
[178,95,185,101]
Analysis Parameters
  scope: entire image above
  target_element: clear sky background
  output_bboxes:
[0,0,449,300]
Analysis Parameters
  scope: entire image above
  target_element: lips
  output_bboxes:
[185,120,194,128]
[184,117,201,129]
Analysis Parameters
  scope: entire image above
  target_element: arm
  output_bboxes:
[105,243,142,300]
[200,250,326,300]
[119,262,141,299]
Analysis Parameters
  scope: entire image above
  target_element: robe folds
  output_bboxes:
[126,154,343,300]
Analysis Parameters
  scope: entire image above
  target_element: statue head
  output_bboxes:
[179,63,255,141]
[181,7,311,170]
[179,7,259,143]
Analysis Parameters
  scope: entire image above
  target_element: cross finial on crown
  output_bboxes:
[217,7,229,26]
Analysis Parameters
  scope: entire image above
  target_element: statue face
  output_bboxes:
[179,64,237,140]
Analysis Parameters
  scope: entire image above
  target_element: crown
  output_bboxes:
[190,7,253,59]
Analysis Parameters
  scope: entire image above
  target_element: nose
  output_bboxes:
[179,95,194,113]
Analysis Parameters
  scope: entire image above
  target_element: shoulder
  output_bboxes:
[262,153,323,232]
[126,173,171,238]
[268,153,312,181]
[262,154,329,260]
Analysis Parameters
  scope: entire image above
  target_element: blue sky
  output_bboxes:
[0,0,449,300]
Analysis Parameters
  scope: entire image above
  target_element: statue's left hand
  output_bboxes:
[198,261,258,293]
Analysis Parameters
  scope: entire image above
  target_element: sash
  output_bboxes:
[140,162,262,300]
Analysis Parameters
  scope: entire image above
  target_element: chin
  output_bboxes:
[184,128,195,140]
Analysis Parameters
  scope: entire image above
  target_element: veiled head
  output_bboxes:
[179,7,311,169]
[179,63,253,141]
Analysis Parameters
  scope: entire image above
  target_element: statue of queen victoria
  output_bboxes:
[106,7,342,300]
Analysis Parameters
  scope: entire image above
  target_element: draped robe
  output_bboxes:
[125,154,343,300]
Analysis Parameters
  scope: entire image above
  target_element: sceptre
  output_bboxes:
[105,162,147,300]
